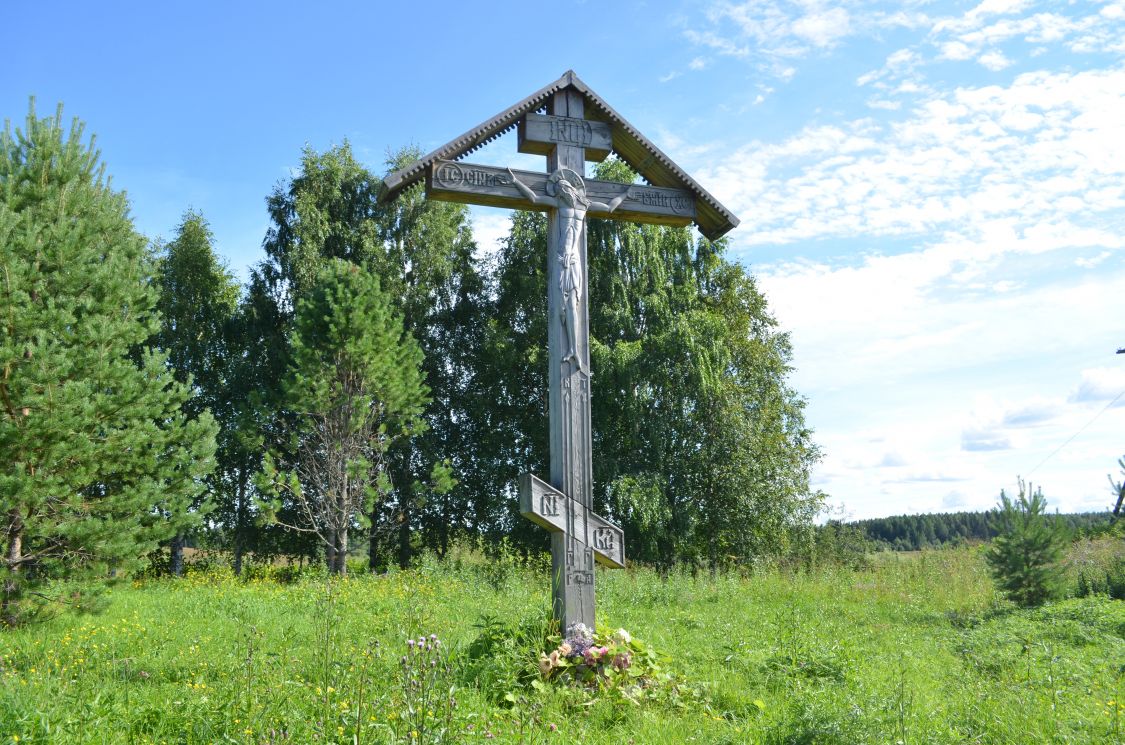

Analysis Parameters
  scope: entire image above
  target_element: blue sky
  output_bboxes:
[6,0,1124,519]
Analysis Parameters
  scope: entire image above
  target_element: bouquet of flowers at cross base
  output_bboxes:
[537,624,657,689]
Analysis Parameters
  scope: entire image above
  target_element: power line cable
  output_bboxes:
[1026,387,1125,477]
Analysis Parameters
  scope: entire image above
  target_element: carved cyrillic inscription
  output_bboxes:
[567,570,595,586]
[540,491,560,517]
[592,527,616,553]
[427,160,695,227]
[631,188,692,215]
[434,162,511,189]
[551,117,593,146]
[518,114,612,161]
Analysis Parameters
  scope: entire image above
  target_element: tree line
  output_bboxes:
[845,510,1113,552]
[1,102,822,616]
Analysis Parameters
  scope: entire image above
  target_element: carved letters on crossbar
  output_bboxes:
[518,473,625,569]
[426,160,696,227]
[518,113,612,162]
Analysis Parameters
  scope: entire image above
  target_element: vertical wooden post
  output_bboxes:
[546,88,596,631]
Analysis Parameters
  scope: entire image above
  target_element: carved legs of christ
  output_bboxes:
[559,221,584,371]
[560,285,581,370]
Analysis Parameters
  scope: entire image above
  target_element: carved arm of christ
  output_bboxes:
[425,160,696,227]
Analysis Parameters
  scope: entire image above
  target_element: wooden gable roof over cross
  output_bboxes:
[378,70,739,241]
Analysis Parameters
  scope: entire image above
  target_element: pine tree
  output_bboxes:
[257,260,428,575]
[986,479,1068,607]
[0,102,217,624]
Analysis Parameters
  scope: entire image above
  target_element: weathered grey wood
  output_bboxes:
[378,70,740,241]
[545,87,597,633]
[426,160,695,227]
[518,113,612,161]
[518,473,625,568]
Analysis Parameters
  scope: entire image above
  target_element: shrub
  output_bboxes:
[986,480,1068,607]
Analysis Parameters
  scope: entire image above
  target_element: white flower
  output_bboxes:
[612,628,631,644]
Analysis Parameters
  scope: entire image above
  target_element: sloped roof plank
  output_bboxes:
[379,71,739,241]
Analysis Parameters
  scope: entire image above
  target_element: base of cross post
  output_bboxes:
[551,532,595,632]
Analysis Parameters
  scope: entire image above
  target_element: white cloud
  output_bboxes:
[1069,367,1125,403]
[700,66,1125,248]
[674,1,1125,519]
[940,40,975,60]
[469,209,510,261]
[1075,250,1111,269]
[978,50,1012,70]
[791,6,851,47]
[684,1,856,79]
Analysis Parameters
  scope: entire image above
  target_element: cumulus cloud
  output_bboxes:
[469,210,510,261]
[700,66,1125,249]
[962,427,1012,451]
[977,50,1013,70]
[1001,399,1062,427]
[683,1,856,78]
[676,1,1125,519]
[892,472,972,483]
[1069,368,1125,404]
[1075,251,1111,269]
[879,451,908,467]
[942,491,969,508]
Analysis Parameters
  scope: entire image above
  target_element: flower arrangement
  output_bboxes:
[537,624,657,691]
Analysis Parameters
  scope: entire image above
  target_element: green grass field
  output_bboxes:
[2,544,1124,744]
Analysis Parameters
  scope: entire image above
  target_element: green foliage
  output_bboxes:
[809,521,874,570]
[987,480,1069,607]
[4,545,1125,743]
[395,633,459,744]
[852,509,1112,551]
[0,101,216,623]
[250,143,480,570]
[153,210,240,574]
[257,260,428,574]
[1075,554,1125,600]
[481,158,821,568]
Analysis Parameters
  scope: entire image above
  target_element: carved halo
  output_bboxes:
[546,167,585,197]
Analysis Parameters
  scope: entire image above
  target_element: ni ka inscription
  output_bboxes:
[592,528,617,552]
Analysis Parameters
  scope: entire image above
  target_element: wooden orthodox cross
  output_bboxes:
[379,72,738,634]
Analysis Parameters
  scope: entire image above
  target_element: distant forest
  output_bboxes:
[842,511,1114,551]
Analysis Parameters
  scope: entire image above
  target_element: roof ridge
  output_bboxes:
[379,72,739,240]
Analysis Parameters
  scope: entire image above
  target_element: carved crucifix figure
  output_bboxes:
[381,72,738,634]
[509,167,631,370]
